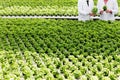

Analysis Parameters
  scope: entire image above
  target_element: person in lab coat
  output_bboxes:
[97,0,118,21]
[78,0,94,21]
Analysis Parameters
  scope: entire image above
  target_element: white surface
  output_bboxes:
[1,15,120,20]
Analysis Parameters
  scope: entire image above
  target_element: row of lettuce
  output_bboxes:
[0,1,120,16]
[0,6,120,16]
[0,0,77,16]
[1,0,120,6]
[0,51,120,80]
[0,19,120,53]
[0,0,78,7]
[0,19,120,79]
[0,6,77,16]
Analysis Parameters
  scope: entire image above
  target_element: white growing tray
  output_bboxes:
[1,16,120,20]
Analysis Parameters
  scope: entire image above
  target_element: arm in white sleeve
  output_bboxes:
[90,0,94,13]
[111,0,118,14]
[78,0,89,15]
[97,0,103,13]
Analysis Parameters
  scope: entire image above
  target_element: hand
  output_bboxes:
[89,13,94,16]
[106,10,112,14]
[100,10,104,14]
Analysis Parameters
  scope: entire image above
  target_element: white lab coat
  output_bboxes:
[97,0,118,21]
[78,0,94,21]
